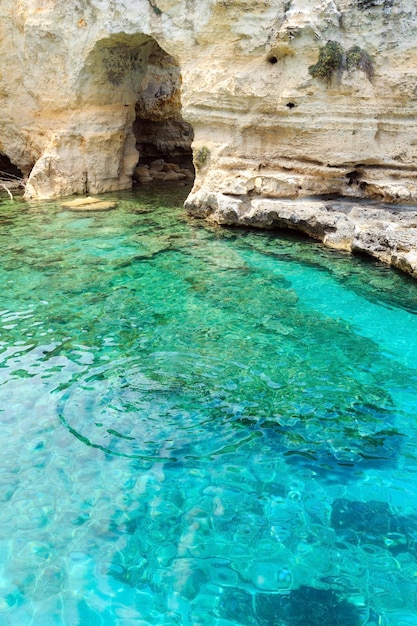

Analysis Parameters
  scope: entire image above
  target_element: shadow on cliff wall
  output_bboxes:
[133,42,194,170]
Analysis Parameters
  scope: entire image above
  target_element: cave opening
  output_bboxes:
[47,33,197,198]
[132,42,195,186]
[0,153,23,180]
[0,152,25,197]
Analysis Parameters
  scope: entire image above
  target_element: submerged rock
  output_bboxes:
[331,498,417,557]
[254,586,363,626]
[219,588,254,624]
[61,197,117,211]
[218,585,367,626]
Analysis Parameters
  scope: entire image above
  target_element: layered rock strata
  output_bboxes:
[1,1,417,273]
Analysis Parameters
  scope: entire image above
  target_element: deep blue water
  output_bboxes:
[1,186,417,625]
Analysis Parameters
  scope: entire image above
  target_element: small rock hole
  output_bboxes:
[346,170,361,186]
[286,102,296,109]
[268,56,278,64]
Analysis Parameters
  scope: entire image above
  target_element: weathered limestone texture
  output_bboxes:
[188,193,417,277]
[1,1,417,272]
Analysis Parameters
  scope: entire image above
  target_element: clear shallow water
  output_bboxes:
[1,187,417,625]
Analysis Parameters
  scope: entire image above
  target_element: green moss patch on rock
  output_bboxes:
[309,41,374,84]
[308,41,345,83]
[346,45,374,80]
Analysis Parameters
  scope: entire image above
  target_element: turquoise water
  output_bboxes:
[1,186,417,625]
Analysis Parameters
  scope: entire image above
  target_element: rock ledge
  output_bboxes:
[185,192,417,278]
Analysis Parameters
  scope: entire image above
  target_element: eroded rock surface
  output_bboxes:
[2,1,417,273]
[186,192,417,277]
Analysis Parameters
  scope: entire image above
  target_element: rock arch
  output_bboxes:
[25,33,193,199]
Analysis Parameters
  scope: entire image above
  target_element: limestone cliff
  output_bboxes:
[1,1,417,272]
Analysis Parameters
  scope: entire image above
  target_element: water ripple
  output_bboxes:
[57,352,265,461]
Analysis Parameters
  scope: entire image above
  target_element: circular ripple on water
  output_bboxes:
[57,352,266,460]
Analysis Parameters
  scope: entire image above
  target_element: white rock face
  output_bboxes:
[1,0,417,208]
